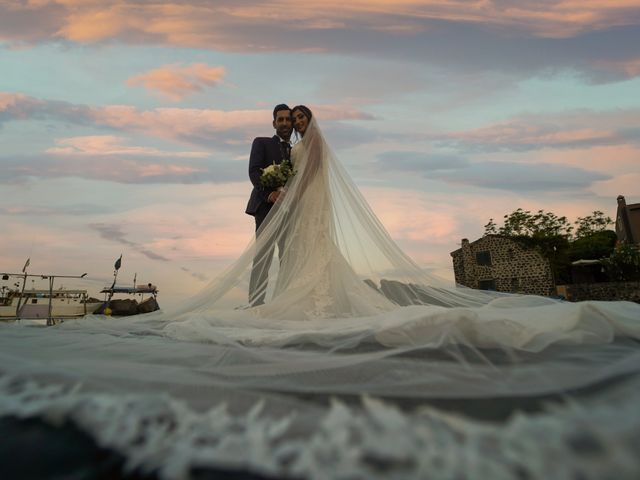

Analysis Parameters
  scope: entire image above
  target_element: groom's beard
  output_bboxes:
[276,126,292,141]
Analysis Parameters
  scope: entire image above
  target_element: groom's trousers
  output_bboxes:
[248,203,286,306]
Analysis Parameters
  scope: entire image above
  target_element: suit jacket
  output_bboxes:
[245,136,289,216]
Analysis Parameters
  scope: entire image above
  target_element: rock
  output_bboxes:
[137,297,159,314]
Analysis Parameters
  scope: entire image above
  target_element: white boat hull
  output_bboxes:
[0,297,102,319]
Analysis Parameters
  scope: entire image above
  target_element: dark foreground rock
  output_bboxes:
[0,416,285,480]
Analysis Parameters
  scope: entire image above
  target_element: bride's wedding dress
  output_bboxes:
[1,117,639,479]
[159,117,640,353]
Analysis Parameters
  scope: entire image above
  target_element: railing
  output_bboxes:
[1,272,88,326]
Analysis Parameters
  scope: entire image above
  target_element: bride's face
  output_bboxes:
[293,110,309,136]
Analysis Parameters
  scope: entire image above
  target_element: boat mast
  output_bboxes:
[14,258,30,318]
[105,254,123,315]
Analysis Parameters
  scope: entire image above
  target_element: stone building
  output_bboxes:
[616,195,640,245]
[450,235,555,296]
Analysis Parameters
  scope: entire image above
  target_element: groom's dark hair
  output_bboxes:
[273,104,291,120]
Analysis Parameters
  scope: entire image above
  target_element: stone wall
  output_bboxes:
[451,235,554,296]
[558,282,640,303]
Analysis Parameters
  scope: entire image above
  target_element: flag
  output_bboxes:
[114,254,122,271]
[22,258,30,273]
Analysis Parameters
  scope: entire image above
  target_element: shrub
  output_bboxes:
[602,244,640,282]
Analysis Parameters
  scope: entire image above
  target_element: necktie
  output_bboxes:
[280,141,291,161]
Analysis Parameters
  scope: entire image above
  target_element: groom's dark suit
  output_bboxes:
[246,135,291,306]
[246,135,290,231]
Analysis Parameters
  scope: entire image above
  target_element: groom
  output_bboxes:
[245,104,293,305]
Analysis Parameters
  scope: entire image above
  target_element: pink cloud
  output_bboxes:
[37,156,206,183]
[0,133,223,184]
[2,1,639,49]
[127,63,226,101]
[442,109,640,151]
[531,144,640,175]
[91,105,268,138]
[362,186,459,246]
[0,92,21,109]
[591,57,640,78]
[0,92,39,116]
[46,135,208,157]
[0,93,375,148]
[311,104,376,121]
[591,173,640,198]
[447,124,618,149]
[103,182,254,259]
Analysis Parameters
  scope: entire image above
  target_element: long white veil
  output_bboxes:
[167,117,503,320]
[155,117,640,353]
[1,116,640,478]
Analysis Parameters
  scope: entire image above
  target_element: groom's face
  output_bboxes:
[273,110,293,140]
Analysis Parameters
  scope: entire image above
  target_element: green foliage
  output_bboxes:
[574,211,613,239]
[569,230,617,262]
[484,209,614,242]
[484,208,573,238]
[483,208,621,285]
[602,244,640,282]
[483,218,498,235]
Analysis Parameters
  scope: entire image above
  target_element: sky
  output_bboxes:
[1,0,639,307]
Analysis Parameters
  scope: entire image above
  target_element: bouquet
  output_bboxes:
[260,160,296,190]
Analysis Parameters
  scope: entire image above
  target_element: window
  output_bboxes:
[478,279,496,291]
[31,298,38,304]
[476,251,492,266]
[510,277,519,290]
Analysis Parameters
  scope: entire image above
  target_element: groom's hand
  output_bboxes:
[268,191,281,203]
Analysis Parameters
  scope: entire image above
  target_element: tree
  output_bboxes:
[483,208,573,283]
[498,208,533,237]
[483,218,498,235]
[529,210,573,238]
[481,208,633,285]
[484,208,573,238]
[574,211,613,239]
[569,230,617,262]
[602,244,640,281]
[568,211,616,261]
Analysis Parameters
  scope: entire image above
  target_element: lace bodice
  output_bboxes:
[290,141,303,167]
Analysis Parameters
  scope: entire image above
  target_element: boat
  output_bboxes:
[1,256,160,322]
[96,283,160,316]
[2,264,102,324]
[0,287,103,321]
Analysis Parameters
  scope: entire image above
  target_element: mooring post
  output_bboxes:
[47,276,55,326]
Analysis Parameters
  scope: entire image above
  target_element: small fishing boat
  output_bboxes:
[1,260,102,325]
[96,283,160,316]
[93,254,160,316]
[0,287,102,320]
[2,256,160,323]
